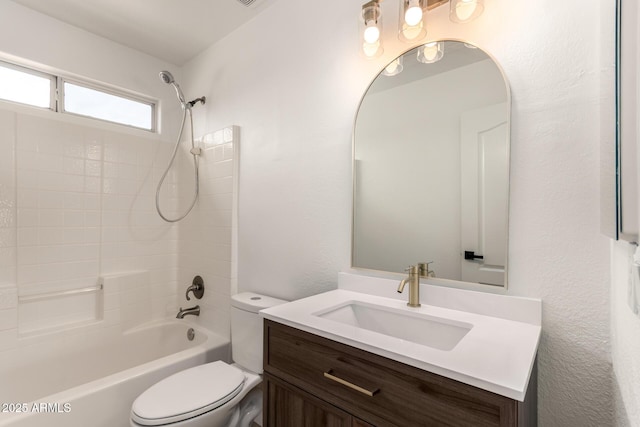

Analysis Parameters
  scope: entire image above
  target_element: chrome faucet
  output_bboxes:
[397,262,434,308]
[176,305,200,318]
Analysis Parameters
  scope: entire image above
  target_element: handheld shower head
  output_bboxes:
[159,70,175,84]
[159,70,186,105]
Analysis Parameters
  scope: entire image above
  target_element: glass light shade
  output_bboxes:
[417,41,444,64]
[449,0,484,23]
[361,1,383,58]
[362,41,383,58]
[398,0,426,43]
[381,57,404,77]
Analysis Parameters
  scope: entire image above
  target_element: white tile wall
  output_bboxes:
[102,271,153,330]
[0,106,238,369]
[0,106,181,354]
[177,127,238,338]
[0,109,17,340]
[16,116,100,293]
[0,109,16,282]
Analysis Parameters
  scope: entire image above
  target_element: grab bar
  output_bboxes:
[18,284,104,303]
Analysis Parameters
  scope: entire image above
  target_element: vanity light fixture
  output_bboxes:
[398,0,427,43]
[361,0,384,58]
[359,0,484,59]
[382,56,404,76]
[417,41,444,63]
[449,0,484,23]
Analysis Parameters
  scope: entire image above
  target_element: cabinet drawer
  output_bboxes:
[264,320,518,427]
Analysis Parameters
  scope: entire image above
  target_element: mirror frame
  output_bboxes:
[350,39,513,289]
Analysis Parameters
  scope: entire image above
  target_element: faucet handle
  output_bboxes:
[404,265,419,275]
[418,262,435,278]
[185,276,205,301]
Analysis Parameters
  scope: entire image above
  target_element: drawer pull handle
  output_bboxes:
[323,370,379,397]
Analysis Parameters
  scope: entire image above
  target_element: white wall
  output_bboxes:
[611,240,640,426]
[183,0,614,425]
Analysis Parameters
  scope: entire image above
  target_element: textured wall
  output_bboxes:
[183,0,614,425]
[611,241,640,426]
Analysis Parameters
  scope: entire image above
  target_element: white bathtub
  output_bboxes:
[0,320,230,427]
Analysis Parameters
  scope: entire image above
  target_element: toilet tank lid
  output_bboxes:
[231,292,287,312]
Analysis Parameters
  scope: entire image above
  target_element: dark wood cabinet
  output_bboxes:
[265,372,365,427]
[263,319,536,427]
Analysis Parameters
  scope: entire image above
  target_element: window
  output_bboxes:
[0,60,156,132]
[0,62,53,109]
[63,81,154,131]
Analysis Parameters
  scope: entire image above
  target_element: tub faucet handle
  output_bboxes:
[185,276,205,301]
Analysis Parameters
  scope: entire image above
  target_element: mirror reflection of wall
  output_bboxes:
[352,41,510,287]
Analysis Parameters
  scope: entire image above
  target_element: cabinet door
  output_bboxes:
[264,373,353,427]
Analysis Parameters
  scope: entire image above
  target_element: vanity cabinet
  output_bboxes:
[263,320,536,427]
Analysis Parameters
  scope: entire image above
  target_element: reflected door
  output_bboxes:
[460,103,508,286]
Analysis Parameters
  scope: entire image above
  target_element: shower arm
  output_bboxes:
[187,97,206,108]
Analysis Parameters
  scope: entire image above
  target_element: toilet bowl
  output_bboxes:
[130,292,286,427]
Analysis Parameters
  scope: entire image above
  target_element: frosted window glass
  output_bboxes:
[0,64,51,108]
[64,82,153,130]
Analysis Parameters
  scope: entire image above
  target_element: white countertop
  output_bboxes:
[261,274,541,401]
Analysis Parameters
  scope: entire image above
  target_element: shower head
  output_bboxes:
[159,70,175,84]
[159,70,186,106]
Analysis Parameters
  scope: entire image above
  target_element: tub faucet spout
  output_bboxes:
[176,305,200,318]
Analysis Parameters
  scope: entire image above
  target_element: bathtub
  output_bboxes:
[0,320,230,427]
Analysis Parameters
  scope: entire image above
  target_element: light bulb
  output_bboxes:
[405,4,423,26]
[455,0,477,22]
[364,22,380,43]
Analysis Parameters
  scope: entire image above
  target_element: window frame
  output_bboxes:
[0,60,56,110]
[59,77,157,132]
[0,59,157,133]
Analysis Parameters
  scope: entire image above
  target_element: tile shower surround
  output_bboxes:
[177,128,237,339]
[0,108,235,358]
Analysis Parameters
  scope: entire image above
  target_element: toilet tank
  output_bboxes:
[231,292,287,373]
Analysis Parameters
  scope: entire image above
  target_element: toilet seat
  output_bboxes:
[131,361,246,426]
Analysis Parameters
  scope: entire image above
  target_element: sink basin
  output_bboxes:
[313,301,472,351]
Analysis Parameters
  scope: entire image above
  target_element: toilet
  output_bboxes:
[130,292,286,427]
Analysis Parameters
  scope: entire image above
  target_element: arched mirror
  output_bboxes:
[352,40,510,287]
